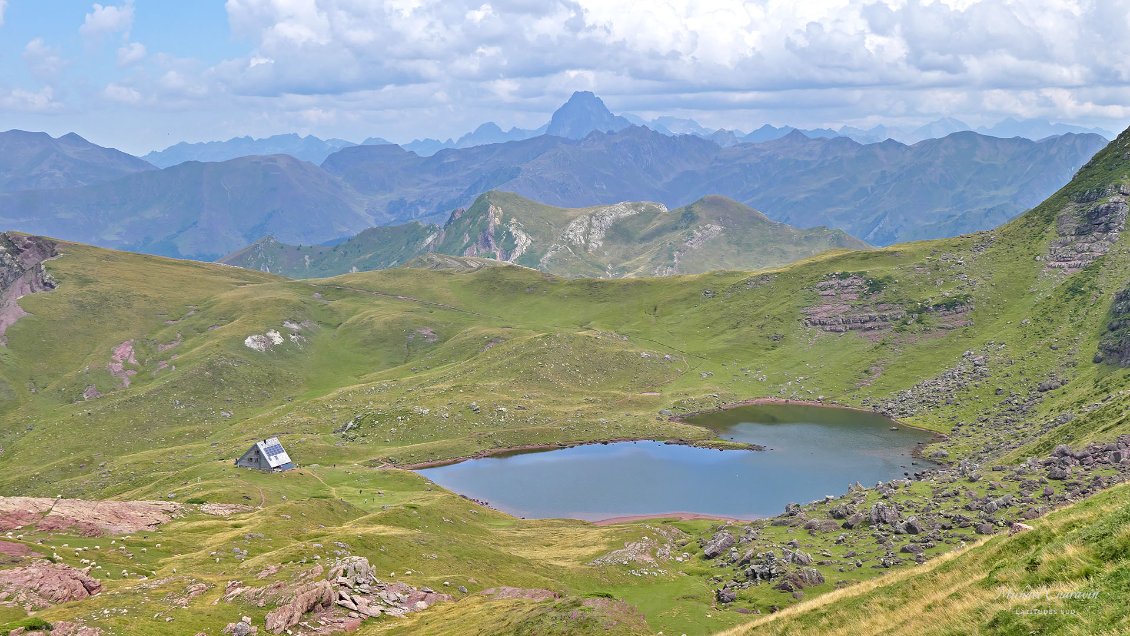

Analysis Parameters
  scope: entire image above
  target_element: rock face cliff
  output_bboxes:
[0,233,57,343]
[1100,286,1130,366]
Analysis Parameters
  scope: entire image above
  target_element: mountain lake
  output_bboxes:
[417,403,938,521]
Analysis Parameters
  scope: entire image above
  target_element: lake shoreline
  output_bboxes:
[390,398,943,471]
[675,397,947,466]
[590,512,757,526]
[388,437,764,471]
[675,397,944,437]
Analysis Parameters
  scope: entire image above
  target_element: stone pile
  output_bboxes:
[225,556,450,634]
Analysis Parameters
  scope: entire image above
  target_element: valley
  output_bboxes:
[0,125,1125,634]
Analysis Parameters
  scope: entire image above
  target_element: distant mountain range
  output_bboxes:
[220,191,868,278]
[319,126,1105,246]
[0,130,153,192]
[0,123,1105,258]
[0,154,375,259]
[143,133,363,167]
[139,91,1119,164]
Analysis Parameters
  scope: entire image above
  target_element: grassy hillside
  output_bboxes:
[221,191,867,278]
[0,129,1125,634]
[721,481,1130,635]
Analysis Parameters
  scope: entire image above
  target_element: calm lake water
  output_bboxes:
[417,403,936,521]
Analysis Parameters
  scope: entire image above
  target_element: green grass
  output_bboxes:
[0,129,1127,634]
[720,482,1130,636]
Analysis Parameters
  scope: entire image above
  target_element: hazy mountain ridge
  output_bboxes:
[143,133,361,168]
[135,91,1117,165]
[0,154,376,260]
[324,126,1107,246]
[0,126,1105,259]
[0,130,154,192]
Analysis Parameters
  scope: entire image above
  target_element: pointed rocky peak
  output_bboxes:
[545,91,631,140]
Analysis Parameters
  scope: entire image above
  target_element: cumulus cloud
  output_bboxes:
[23,38,67,80]
[0,1,7,27]
[0,87,61,113]
[80,1,134,43]
[211,0,1130,130]
[117,42,146,66]
[11,0,1126,147]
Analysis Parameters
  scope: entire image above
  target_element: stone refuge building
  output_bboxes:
[235,437,295,471]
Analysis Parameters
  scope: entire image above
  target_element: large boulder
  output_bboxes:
[787,550,813,566]
[328,556,377,587]
[264,580,335,634]
[869,502,901,526]
[702,530,736,559]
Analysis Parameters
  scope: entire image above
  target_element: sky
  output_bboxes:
[1,0,1128,155]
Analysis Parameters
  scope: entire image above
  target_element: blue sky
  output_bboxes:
[1,0,1128,155]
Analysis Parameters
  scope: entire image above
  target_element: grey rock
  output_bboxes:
[702,530,736,559]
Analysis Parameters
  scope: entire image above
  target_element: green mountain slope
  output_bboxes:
[0,129,1125,634]
[222,191,868,278]
[721,480,1130,636]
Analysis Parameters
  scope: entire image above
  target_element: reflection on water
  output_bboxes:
[417,404,936,521]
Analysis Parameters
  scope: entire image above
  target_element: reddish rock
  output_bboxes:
[265,580,335,633]
[0,561,102,609]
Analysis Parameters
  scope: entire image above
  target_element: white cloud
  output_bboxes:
[0,0,8,27]
[158,70,209,99]
[80,1,135,43]
[216,1,1129,99]
[117,42,146,66]
[466,4,493,24]
[103,82,142,104]
[23,0,1127,146]
[23,38,67,80]
[0,87,61,113]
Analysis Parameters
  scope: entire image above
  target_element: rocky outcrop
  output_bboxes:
[702,529,736,559]
[107,340,139,387]
[265,580,335,633]
[701,434,1130,611]
[558,202,658,252]
[590,525,690,565]
[463,204,530,263]
[223,618,257,635]
[1045,186,1127,273]
[1099,286,1130,366]
[228,557,450,634]
[804,273,972,335]
[869,502,901,526]
[803,275,906,333]
[0,561,101,609]
[10,621,102,636]
[0,496,244,536]
[0,234,57,344]
[868,348,991,418]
